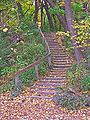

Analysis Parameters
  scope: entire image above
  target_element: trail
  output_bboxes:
[0,33,89,120]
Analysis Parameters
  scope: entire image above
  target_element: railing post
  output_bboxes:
[35,64,39,80]
[11,75,22,97]
[48,55,52,69]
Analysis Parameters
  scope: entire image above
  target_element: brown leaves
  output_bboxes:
[0,88,90,120]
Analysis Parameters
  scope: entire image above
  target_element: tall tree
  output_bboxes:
[44,0,68,31]
[34,0,39,24]
[43,0,54,29]
[64,0,83,64]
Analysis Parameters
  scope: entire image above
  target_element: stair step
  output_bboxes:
[42,77,66,80]
[53,60,71,65]
[53,59,70,62]
[37,87,57,91]
[52,63,71,66]
[52,57,68,60]
[53,54,67,57]
[30,96,52,99]
[50,69,67,72]
[52,58,68,60]
[37,91,60,95]
[36,82,65,87]
[52,52,66,54]
[47,42,58,44]
[50,48,63,50]
[49,75,67,78]
[52,68,69,70]
[39,80,66,84]
[53,65,71,68]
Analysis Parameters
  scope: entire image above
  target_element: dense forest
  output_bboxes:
[0,0,90,118]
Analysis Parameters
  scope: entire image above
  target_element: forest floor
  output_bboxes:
[0,33,90,120]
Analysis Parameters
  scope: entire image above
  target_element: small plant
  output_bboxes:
[80,74,90,92]
[53,63,90,110]
[56,90,86,110]
[0,23,48,94]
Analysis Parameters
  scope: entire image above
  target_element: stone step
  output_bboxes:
[51,51,65,54]
[53,61,72,64]
[48,75,67,78]
[36,87,57,91]
[53,59,70,62]
[42,77,66,80]
[36,82,65,87]
[47,41,58,44]
[50,48,63,50]
[48,44,59,47]
[50,69,67,72]
[52,56,68,59]
[39,80,66,84]
[52,52,66,57]
[53,65,71,68]
[37,91,60,95]
[30,96,52,99]
[53,61,72,65]
[52,69,69,71]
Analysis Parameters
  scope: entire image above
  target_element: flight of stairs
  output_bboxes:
[30,33,73,99]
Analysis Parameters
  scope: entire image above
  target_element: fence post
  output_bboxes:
[35,64,39,80]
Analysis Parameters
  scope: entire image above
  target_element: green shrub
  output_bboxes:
[80,74,90,92]
[0,25,48,94]
[54,63,90,110]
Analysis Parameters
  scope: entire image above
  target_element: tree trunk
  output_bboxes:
[44,0,68,31]
[17,2,23,17]
[52,14,57,31]
[41,0,43,29]
[64,0,83,64]
[34,0,38,24]
[44,0,54,30]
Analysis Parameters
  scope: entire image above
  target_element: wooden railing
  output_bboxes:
[11,28,52,96]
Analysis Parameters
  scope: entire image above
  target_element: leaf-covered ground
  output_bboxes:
[0,87,90,120]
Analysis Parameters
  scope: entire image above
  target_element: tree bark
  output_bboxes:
[52,14,57,30]
[41,0,43,29]
[44,0,68,31]
[34,0,38,24]
[64,0,83,64]
[43,0,54,30]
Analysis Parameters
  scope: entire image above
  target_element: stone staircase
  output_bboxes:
[30,33,73,99]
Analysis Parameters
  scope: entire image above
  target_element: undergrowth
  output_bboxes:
[54,63,90,110]
[0,23,48,94]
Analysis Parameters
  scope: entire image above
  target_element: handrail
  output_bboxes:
[3,28,52,96]
[38,28,51,54]
[13,53,51,77]
[12,27,51,78]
